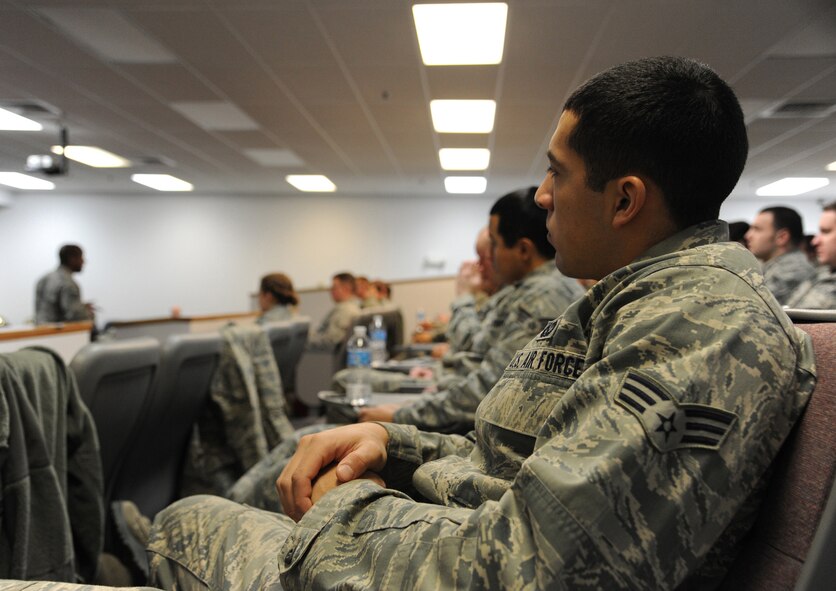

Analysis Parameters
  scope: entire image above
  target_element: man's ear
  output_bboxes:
[610,175,647,229]
[774,227,791,248]
[516,237,535,260]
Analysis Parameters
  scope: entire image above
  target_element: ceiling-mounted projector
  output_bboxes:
[25,125,69,176]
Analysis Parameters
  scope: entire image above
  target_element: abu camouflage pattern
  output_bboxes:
[149,495,294,591]
[181,324,294,496]
[392,263,584,432]
[146,221,815,590]
[444,289,497,352]
[785,266,836,309]
[762,249,817,305]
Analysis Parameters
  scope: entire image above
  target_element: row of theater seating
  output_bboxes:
[68,316,310,519]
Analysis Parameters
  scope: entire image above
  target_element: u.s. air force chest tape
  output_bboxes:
[615,370,738,453]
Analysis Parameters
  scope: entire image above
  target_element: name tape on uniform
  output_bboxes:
[506,346,586,380]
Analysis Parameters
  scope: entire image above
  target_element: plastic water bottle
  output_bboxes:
[370,314,388,366]
[346,325,372,406]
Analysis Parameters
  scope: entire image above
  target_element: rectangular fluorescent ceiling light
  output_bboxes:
[286,175,336,192]
[413,3,508,65]
[756,177,830,196]
[37,8,176,63]
[131,174,193,192]
[171,102,259,131]
[0,172,55,190]
[826,160,836,171]
[51,145,130,168]
[431,100,496,133]
[0,107,42,131]
[444,176,487,194]
[439,148,490,170]
[244,149,305,167]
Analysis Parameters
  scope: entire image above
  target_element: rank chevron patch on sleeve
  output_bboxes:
[615,371,738,452]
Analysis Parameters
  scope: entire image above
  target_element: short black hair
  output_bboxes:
[59,244,82,265]
[489,187,555,259]
[760,206,805,246]
[728,221,750,244]
[332,272,356,292]
[563,56,748,228]
[823,201,836,214]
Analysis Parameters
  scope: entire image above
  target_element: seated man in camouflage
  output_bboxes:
[745,206,817,305]
[306,272,361,350]
[786,201,836,309]
[141,57,815,590]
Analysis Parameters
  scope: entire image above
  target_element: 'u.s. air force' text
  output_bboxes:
[506,347,585,379]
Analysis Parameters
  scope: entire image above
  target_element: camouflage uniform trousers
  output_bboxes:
[147,496,291,591]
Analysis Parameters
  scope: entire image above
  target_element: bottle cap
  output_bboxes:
[353,325,367,335]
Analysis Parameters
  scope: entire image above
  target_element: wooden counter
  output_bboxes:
[0,321,93,363]
[106,312,259,342]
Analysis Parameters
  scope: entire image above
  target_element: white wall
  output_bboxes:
[0,191,493,326]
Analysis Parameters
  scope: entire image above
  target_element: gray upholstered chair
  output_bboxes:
[109,332,222,518]
[69,338,159,505]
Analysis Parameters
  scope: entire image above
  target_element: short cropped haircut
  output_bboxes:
[823,201,836,214]
[760,206,805,246]
[490,187,556,259]
[564,56,748,228]
[260,273,299,306]
[332,272,356,292]
[59,244,82,266]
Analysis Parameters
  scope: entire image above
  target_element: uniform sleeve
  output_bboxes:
[279,267,815,590]
[308,307,354,350]
[445,294,483,351]
[58,281,90,322]
[392,304,549,432]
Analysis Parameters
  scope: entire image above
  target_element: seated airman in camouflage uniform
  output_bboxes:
[745,206,817,305]
[786,201,836,309]
[306,273,361,351]
[135,57,816,590]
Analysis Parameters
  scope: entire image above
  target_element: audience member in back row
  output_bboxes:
[34,244,95,325]
[256,273,299,325]
[306,272,361,350]
[786,201,836,309]
[355,276,380,308]
[129,57,814,590]
[745,206,817,305]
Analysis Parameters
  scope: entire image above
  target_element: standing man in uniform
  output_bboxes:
[306,272,361,350]
[745,206,817,304]
[787,201,836,309]
[134,57,814,591]
[34,244,95,325]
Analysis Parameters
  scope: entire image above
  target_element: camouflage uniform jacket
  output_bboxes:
[444,289,499,353]
[785,266,836,309]
[762,249,817,305]
[182,324,294,496]
[307,298,361,351]
[0,348,103,583]
[279,221,816,590]
[393,264,584,432]
[34,266,92,324]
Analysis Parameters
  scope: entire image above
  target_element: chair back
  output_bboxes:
[261,320,295,394]
[720,322,836,590]
[286,316,310,394]
[109,332,222,517]
[69,338,159,502]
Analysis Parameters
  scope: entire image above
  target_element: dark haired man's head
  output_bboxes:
[59,244,84,272]
[745,206,805,262]
[536,57,747,279]
[488,187,555,286]
[563,56,747,228]
[812,201,836,270]
[330,272,356,303]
